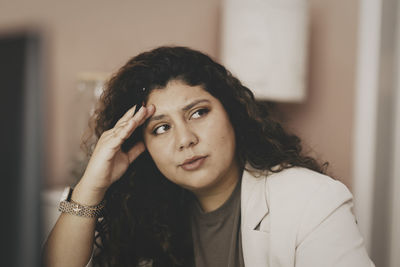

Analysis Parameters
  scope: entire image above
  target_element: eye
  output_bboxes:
[190,108,209,119]
[152,124,170,135]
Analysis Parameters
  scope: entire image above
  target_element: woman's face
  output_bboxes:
[143,80,240,196]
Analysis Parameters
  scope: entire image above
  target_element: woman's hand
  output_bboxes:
[72,105,155,205]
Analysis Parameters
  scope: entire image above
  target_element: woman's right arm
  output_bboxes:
[43,104,155,267]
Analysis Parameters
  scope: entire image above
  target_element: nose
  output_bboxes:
[175,124,199,151]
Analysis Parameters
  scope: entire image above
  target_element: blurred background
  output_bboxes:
[0,0,399,266]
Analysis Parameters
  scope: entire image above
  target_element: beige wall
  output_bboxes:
[0,0,359,188]
[0,0,222,187]
[276,0,359,188]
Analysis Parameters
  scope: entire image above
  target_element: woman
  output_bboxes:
[44,46,374,267]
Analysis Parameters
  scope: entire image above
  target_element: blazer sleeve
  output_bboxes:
[294,180,375,267]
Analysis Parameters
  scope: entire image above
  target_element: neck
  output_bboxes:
[193,165,242,213]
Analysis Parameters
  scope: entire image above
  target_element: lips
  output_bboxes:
[180,156,208,171]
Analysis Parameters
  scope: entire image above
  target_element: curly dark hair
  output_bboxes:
[88,46,326,266]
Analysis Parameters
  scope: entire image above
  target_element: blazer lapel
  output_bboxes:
[241,169,270,266]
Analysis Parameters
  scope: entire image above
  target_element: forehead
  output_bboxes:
[146,80,215,110]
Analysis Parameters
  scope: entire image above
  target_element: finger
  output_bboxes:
[106,112,145,150]
[113,105,147,135]
[131,105,153,128]
[115,104,154,130]
[127,141,146,163]
[120,106,150,139]
[144,104,156,120]
[114,105,138,128]
[105,105,153,150]
[107,118,137,147]
[131,105,147,124]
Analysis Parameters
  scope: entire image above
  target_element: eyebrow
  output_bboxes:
[147,99,211,124]
[182,99,210,111]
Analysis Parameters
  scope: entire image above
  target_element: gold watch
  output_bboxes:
[58,187,105,218]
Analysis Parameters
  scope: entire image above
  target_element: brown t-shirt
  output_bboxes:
[191,181,245,267]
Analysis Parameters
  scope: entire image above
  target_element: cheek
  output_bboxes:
[145,138,175,174]
[147,142,165,162]
[203,122,236,165]
[208,115,236,147]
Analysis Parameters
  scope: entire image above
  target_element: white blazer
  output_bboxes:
[86,167,374,267]
[240,166,375,267]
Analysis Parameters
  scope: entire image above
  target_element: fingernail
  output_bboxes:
[138,105,145,114]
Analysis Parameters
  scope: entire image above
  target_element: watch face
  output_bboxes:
[60,187,73,202]
[72,204,82,213]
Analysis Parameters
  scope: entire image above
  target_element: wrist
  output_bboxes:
[71,182,106,206]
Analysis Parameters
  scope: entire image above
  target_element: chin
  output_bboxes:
[185,177,222,193]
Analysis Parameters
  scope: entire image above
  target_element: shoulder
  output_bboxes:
[241,167,373,265]
[262,167,352,203]
[244,166,352,202]
[265,167,354,241]
[243,166,354,222]
[243,167,354,227]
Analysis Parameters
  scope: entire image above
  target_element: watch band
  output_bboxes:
[58,187,105,218]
